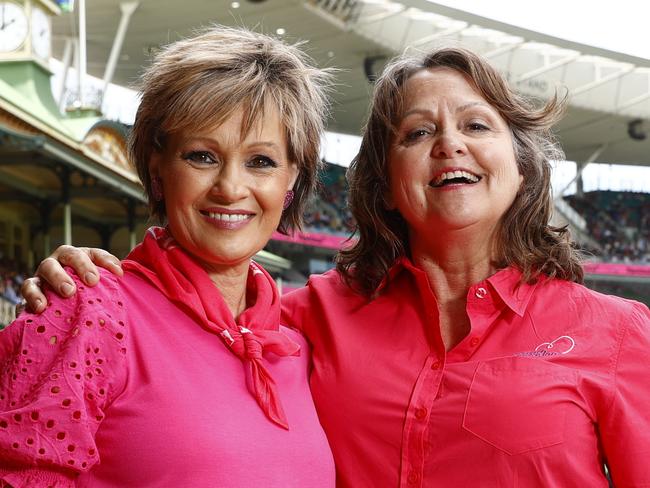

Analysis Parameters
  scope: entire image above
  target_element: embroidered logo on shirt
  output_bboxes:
[514,335,575,358]
[535,335,575,354]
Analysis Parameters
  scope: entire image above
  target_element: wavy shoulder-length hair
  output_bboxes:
[337,46,583,296]
[130,25,332,234]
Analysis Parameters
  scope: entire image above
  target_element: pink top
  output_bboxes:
[282,259,650,488]
[0,270,335,487]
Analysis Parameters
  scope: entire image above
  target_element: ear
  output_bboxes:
[288,162,299,190]
[148,151,163,180]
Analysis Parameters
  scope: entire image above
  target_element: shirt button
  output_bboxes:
[407,471,419,484]
[431,361,441,370]
[415,407,427,420]
[470,337,480,347]
[475,287,488,298]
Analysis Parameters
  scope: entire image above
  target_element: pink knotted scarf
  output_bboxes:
[123,227,300,429]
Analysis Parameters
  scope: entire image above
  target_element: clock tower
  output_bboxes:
[0,0,58,68]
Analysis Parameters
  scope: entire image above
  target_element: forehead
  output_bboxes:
[172,101,288,145]
[402,67,489,108]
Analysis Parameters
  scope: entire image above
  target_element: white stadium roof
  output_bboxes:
[52,0,650,166]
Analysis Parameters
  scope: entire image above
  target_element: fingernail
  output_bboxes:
[84,272,98,284]
[60,283,74,296]
[35,298,43,309]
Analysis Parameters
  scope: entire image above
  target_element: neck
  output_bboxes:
[204,259,251,319]
[410,227,499,350]
[411,227,498,297]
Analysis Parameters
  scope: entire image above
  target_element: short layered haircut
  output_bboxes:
[130,25,331,234]
[337,46,583,296]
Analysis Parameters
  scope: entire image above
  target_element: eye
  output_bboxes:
[467,121,490,132]
[404,128,431,143]
[181,151,216,165]
[247,155,278,169]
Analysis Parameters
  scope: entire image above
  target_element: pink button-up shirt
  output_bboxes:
[0,270,335,487]
[282,260,650,487]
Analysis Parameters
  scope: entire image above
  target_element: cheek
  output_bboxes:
[258,181,290,215]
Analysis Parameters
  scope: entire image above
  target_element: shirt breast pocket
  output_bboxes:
[462,356,575,456]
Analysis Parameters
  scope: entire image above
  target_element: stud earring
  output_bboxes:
[283,190,295,210]
[151,177,163,202]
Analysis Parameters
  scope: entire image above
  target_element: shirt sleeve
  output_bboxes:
[0,269,128,487]
[280,286,310,333]
[600,301,650,488]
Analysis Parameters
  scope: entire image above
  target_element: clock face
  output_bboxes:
[0,2,28,52]
[31,6,50,59]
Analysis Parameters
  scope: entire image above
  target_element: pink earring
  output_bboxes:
[283,190,295,210]
[151,177,163,202]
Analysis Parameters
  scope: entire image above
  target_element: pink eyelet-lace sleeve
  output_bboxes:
[0,269,128,487]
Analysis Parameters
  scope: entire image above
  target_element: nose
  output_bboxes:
[211,162,249,202]
[431,131,466,160]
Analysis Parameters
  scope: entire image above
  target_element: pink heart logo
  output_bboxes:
[535,335,575,355]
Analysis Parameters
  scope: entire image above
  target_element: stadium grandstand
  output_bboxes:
[1,0,649,329]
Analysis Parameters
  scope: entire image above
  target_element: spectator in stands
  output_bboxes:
[0,26,334,487]
[19,47,650,486]
[0,277,20,306]
[303,163,355,236]
[566,191,650,263]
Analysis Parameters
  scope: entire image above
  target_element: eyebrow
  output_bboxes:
[184,137,281,151]
[402,101,493,119]
[250,141,281,150]
[456,101,491,113]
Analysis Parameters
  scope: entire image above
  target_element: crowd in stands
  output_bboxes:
[565,191,650,264]
[303,163,354,236]
[0,258,26,328]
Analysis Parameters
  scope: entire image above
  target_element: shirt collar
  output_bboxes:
[375,256,412,294]
[382,258,538,317]
[485,267,540,317]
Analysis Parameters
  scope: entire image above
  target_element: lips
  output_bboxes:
[200,209,255,223]
[430,169,482,188]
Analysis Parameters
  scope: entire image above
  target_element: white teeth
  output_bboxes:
[433,170,480,186]
[206,212,250,221]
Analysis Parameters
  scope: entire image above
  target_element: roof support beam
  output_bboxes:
[556,143,607,198]
[354,5,406,26]
[483,40,525,58]
[572,65,635,96]
[410,24,468,48]
[101,2,139,107]
[517,52,581,83]
[77,0,87,107]
[617,87,650,112]
[57,38,74,111]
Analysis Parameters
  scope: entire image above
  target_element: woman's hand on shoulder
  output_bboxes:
[21,245,123,313]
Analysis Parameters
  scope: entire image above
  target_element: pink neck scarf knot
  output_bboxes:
[222,327,264,360]
[123,226,300,430]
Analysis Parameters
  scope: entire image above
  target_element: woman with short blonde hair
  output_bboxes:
[0,26,335,487]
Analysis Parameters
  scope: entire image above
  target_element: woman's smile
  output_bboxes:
[200,208,256,229]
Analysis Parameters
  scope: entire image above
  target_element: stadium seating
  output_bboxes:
[303,163,354,236]
[564,191,650,264]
